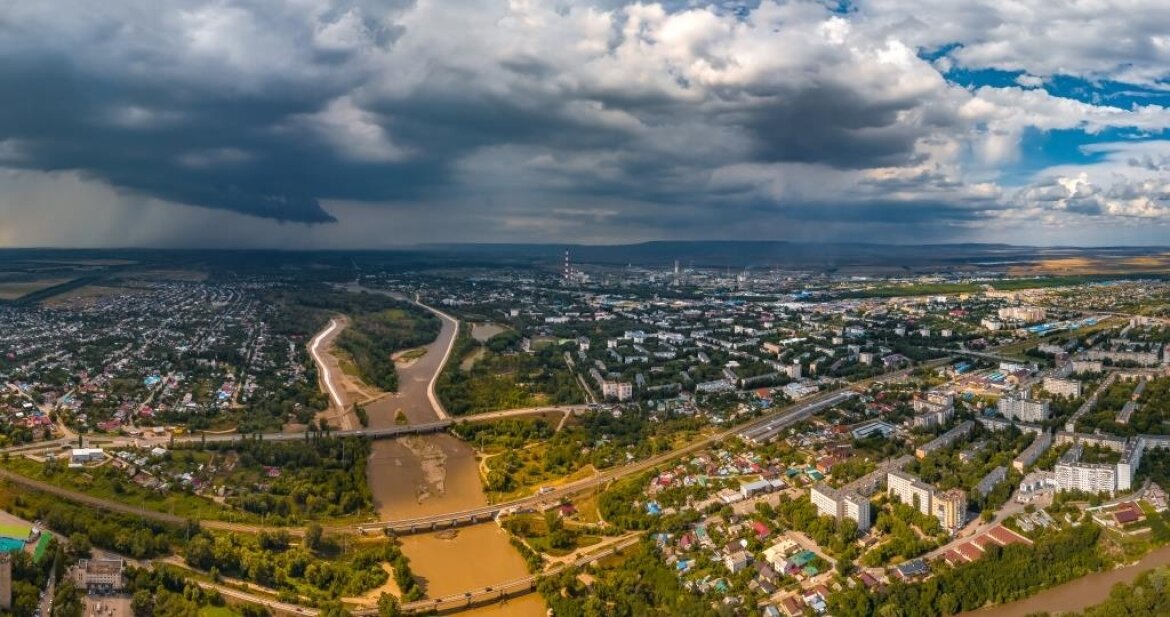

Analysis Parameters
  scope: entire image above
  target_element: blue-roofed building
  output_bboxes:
[894,559,930,580]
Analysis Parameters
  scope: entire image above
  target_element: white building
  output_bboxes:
[1049,434,1143,495]
[842,494,872,532]
[76,559,124,591]
[810,484,840,520]
[912,391,954,429]
[1042,377,1082,398]
[601,381,633,401]
[887,471,934,516]
[809,484,871,531]
[1071,360,1104,374]
[998,306,1047,323]
[69,448,105,467]
[1117,438,1144,493]
[998,395,1051,423]
[783,382,819,400]
[1055,458,1117,494]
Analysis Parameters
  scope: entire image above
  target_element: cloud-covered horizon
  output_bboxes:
[4,0,1170,246]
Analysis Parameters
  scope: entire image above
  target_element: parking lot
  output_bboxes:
[84,593,131,617]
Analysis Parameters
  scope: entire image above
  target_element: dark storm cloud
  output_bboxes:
[738,84,925,169]
[0,0,990,231]
[0,52,338,221]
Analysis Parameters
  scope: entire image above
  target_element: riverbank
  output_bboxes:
[961,542,1170,616]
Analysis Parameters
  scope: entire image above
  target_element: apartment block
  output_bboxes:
[976,466,1008,497]
[998,306,1046,323]
[809,484,872,532]
[887,471,934,516]
[933,489,967,531]
[915,420,975,459]
[998,395,1051,423]
[1042,377,1082,398]
[842,494,872,532]
[1013,431,1054,472]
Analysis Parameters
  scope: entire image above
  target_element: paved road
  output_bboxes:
[455,405,590,423]
[308,317,347,415]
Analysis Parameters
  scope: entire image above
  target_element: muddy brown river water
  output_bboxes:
[366,437,546,617]
[961,542,1170,616]
[347,286,545,616]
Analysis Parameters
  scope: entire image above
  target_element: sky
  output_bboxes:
[4,0,1170,248]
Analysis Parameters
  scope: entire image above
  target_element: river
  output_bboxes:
[343,285,546,616]
[961,542,1170,616]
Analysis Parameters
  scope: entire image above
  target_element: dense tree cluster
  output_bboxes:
[336,305,439,392]
[184,531,402,601]
[830,524,1105,616]
[439,330,583,415]
[205,436,373,521]
[862,501,943,567]
[128,566,269,617]
[906,425,1028,512]
[1072,376,1170,436]
[538,542,717,617]
[760,496,861,559]
[482,406,698,495]
[50,580,84,617]
[451,418,555,450]
[3,546,58,617]
[4,488,181,559]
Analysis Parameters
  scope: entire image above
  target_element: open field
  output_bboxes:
[0,278,76,300]
[129,269,210,281]
[42,284,145,307]
[1011,254,1170,276]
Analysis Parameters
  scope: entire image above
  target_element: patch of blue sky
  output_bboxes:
[1001,126,1170,186]
[1044,75,1170,110]
[926,49,1170,110]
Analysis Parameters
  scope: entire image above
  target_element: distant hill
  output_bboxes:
[415,241,1170,271]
